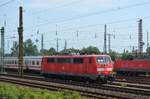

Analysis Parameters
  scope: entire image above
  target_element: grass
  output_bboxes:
[0,82,82,99]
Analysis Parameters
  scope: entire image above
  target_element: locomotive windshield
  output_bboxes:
[96,56,111,64]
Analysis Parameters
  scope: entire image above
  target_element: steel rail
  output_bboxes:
[0,74,150,99]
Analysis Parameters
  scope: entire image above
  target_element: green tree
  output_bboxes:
[81,46,100,55]
[11,39,39,56]
[24,39,39,56]
[121,52,134,60]
[41,49,49,55]
[108,51,119,61]
[48,47,57,55]
[60,48,80,55]
[40,48,57,56]
[146,47,150,54]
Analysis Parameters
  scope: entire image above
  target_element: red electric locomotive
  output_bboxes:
[114,59,150,76]
[41,55,114,83]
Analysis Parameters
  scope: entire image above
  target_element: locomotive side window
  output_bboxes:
[47,58,55,63]
[57,58,72,63]
[73,58,83,64]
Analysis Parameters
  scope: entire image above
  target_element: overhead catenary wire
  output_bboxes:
[6,1,150,37]
[3,1,149,53]
[15,15,149,38]
[32,16,150,37]
[0,0,16,7]
[28,0,82,15]
[36,16,150,35]
[35,1,150,26]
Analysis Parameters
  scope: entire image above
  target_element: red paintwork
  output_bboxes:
[41,55,113,76]
[114,59,150,72]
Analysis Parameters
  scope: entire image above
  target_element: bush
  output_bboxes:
[0,82,82,99]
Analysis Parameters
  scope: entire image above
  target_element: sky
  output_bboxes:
[0,0,150,53]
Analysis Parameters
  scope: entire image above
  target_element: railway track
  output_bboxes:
[0,74,150,99]
[116,76,150,85]
[6,70,150,84]
[0,75,129,99]
[112,81,150,90]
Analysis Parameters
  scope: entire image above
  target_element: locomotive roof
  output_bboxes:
[43,54,110,58]
[4,55,110,59]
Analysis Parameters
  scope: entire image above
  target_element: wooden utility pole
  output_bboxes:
[18,6,24,76]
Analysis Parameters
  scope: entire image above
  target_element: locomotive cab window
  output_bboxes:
[96,57,111,64]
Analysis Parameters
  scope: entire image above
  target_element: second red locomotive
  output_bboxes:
[114,59,150,76]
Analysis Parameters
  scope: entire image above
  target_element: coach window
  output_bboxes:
[14,61,17,64]
[25,60,27,65]
[12,60,15,64]
[5,60,7,64]
[11,60,13,64]
[73,58,83,64]
[16,60,18,64]
[37,61,39,65]
[32,61,35,65]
